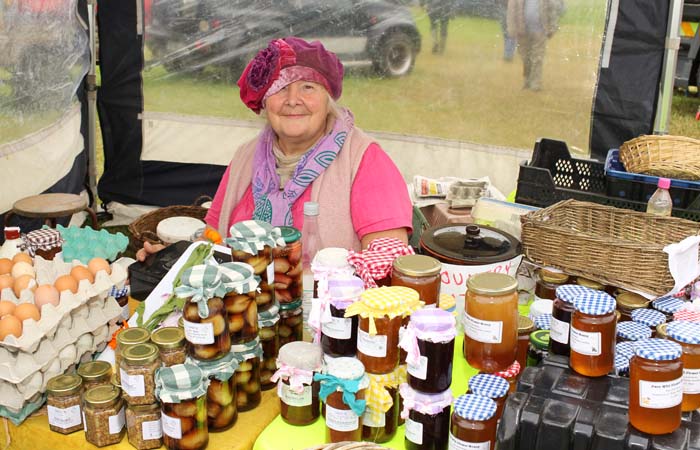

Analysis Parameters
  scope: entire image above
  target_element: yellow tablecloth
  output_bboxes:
[254,335,476,450]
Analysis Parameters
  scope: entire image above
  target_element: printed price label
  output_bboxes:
[108,407,125,434]
[549,317,570,344]
[183,319,215,345]
[405,418,423,445]
[408,355,428,380]
[448,433,490,450]
[325,405,359,432]
[161,413,182,439]
[464,314,503,344]
[639,377,683,409]
[357,328,388,358]
[322,317,352,340]
[570,327,601,356]
[684,368,700,394]
[47,405,82,429]
[142,419,163,440]
[119,369,146,397]
[278,383,312,407]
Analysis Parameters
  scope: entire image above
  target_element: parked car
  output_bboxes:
[145,0,422,78]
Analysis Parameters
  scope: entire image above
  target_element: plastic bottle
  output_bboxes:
[302,202,321,333]
[0,227,23,259]
[646,178,673,217]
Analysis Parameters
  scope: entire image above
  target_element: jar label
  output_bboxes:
[550,317,570,344]
[108,406,125,435]
[405,418,423,445]
[684,368,700,394]
[357,328,388,357]
[639,377,683,409]
[569,327,601,356]
[142,419,163,440]
[464,314,503,344]
[362,409,386,427]
[448,433,490,450]
[325,404,359,432]
[183,319,215,345]
[408,355,428,380]
[278,383,312,407]
[119,369,146,397]
[322,316,352,340]
[47,404,81,429]
[161,412,182,439]
[266,262,275,285]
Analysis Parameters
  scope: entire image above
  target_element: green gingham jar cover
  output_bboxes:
[155,363,209,403]
[174,262,223,318]
[225,220,286,255]
[258,300,280,328]
[231,336,264,361]
[216,262,261,297]
[186,350,239,382]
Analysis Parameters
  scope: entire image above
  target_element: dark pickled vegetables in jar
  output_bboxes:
[183,297,231,361]
[223,293,258,344]
[279,300,303,347]
[259,321,279,391]
[161,396,208,450]
[234,356,261,412]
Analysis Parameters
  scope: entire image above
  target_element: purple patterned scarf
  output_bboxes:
[252,108,354,226]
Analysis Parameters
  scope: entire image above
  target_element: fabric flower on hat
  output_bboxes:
[238,39,297,113]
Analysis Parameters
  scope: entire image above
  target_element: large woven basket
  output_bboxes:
[619,135,700,180]
[128,202,208,252]
[305,443,388,450]
[520,199,700,295]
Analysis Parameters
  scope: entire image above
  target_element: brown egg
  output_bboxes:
[0,301,15,317]
[54,275,79,294]
[13,275,36,298]
[0,275,13,293]
[87,257,111,276]
[11,261,34,280]
[11,253,32,266]
[0,259,12,276]
[70,266,95,285]
[34,285,60,309]
[14,303,40,322]
[0,315,22,340]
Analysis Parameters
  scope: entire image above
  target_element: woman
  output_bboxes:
[137,37,411,261]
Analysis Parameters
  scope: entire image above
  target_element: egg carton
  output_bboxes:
[0,256,127,353]
[57,225,129,263]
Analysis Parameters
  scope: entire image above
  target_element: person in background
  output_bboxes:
[507,0,564,90]
[496,0,516,61]
[137,37,412,261]
[422,0,454,54]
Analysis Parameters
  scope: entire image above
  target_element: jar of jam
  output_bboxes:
[151,327,187,367]
[464,273,518,373]
[77,360,113,392]
[399,384,452,450]
[272,226,303,305]
[400,308,456,393]
[549,284,591,357]
[258,301,280,390]
[155,364,208,450]
[491,360,521,394]
[631,308,666,335]
[616,292,650,322]
[570,291,616,377]
[272,341,323,426]
[527,330,549,367]
[516,316,535,370]
[83,385,126,447]
[115,327,151,385]
[652,295,686,321]
[46,374,83,434]
[318,276,363,357]
[219,261,261,345]
[315,357,369,443]
[449,394,498,450]
[629,339,683,435]
[120,343,160,405]
[196,350,239,431]
[391,255,442,306]
[345,286,421,374]
[534,268,569,301]
[279,300,303,346]
[25,229,63,261]
[362,370,400,443]
[232,338,263,411]
[467,373,509,421]
[616,321,652,342]
[666,321,700,412]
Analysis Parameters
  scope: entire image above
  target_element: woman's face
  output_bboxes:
[265,80,330,153]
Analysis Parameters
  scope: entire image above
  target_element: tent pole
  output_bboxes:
[86,0,98,210]
[653,0,684,135]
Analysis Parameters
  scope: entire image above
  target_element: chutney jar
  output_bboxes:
[467,373,510,421]
[271,341,324,426]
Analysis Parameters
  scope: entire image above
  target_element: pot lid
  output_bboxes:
[420,224,521,265]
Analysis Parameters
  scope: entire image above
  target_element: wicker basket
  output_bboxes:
[304,443,388,450]
[128,202,209,252]
[619,135,700,180]
[520,199,700,295]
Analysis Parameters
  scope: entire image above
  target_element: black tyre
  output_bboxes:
[373,31,417,78]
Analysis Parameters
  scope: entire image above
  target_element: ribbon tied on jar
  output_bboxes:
[309,275,364,342]
[174,263,225,318]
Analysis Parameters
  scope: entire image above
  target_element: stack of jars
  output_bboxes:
[272,341,324,426]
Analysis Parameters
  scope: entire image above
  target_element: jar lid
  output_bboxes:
[652,296,685,314]
[615,341,635,359]
[616,292,650,309]
[278,226,301,243]
[123,343,160,365]
[226,220,284,253]
[156,363,209,403]
[555,284,593,304]
[156,216,206,244]
[539,268,568,284]
[573,291,616,316]
[278,341,323,371]
[492,360,521,379]
[85,385,121,408]
[410,308,456,334]
[656,322,668,339]
[575,277,605,290]
[46,373,82,396]
[616,321,652,341]
[631,308,666,327]
[634,338,682,361]
[467,272,518,296]
[191,350,239,382]
[518,315,535,334]
[280,299,303,311]
[673,309,700,323]
[77,361,112,381]
[533,313,552,331]
[117,327,151,346]
[127,403,161,413]
[666,321,700,344]
[420,224,521,265]
[326,357,365,380]
[453,393,497,421]
[314,248,351,268]
[392,255,442,277]
[468,374,509,399]
[614,352,630,374]
[529,300,553,319]
[529,330,550,349]
[151,327,186,350]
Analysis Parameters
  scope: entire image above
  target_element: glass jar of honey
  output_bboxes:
[629,339,683,435]
[467,373,509,421]
[616,321,651,343]
[652,295,686,321]
[362,371,399,443]
[491,360,521,394]
[399,384,452,450]
[317,276,364,357]
[391,255,442,306]
[464,273,518,373]
[449,394,498,450]
[272,341,323,426]
[516,316,535,370]
[549,284,591,357]
[345,286,421,375]
[616,292,650,322]
[534,268,569,301]
[631,308,665,335]
[666,321,700,412]
[570,291,616,377]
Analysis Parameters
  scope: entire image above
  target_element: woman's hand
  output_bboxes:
[135,241,166,262]
[360,228,409,249]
